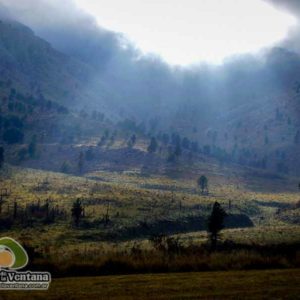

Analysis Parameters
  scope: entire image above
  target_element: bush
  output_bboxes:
[3,128,24,144]
[26,240,300,277]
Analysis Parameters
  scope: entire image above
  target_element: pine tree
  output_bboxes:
[127,134,136,148]
[71,199,84,227]
[294,131,300,144]
[28,135,37,158]
[147,137,158,153]
[0,147,4,169]
[61,161,70,173]
[207,202,227,250]
[198,175,208,194]
[174,140,182,157]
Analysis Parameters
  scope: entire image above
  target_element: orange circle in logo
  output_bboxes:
[0,249,15,268]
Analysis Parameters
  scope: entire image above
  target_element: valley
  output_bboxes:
[0,5,299,298]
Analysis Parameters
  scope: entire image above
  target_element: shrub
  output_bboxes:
[3,128,24,144]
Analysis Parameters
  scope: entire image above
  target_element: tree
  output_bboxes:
[198,175,208,194]
[28,135,37,158]
[167,152,176,163]
[13,200,18,219]
[203,145,211,155]
[127,134,136,148]
[98,135,106,147]
[108,135,115,147]
[191,141,199,153]
[3,128,24,144]
[264,135,269,145]
[60,161,71,174]
[71,199,84,227]
[174,140,182,157]
[17,148,27,162]
[294,131,300,144]
[207,202,227,250]
[147,137,158,153]
[171,133,181,146]
[182,137,190,149]
[162,133,169,145]
[4,115,23,129]
[131,134,136,145]
[85,148,95,161]
[104,129,109,139]
[0,147,4,168]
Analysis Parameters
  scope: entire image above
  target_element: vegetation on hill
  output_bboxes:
[0,163,299,276]
[0,15,299,294]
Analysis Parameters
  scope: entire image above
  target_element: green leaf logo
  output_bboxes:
[0,237,28,270]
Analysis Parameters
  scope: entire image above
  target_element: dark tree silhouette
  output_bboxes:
[198,175,208,194]
[162,133,169,145]
[127,134,136,148]
[191,141,199,152]
[264,135,269,145]
[294,131,300,144]
[207,202,227,250]
[3,128,24,144]
[61,161,70,173]
[174,140,182,157]
[13,200,18,219]
[17,148,27,162]
[0,147,4,168]
[85,148,95,161]
[131,134,136,145]
[28,135,37,158]
[71,199,84,227]
[182,137,190,149]
[203,145,211,155]
[147,137,158,153]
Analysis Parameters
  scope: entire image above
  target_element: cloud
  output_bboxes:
[264,0,300,53]
[0,0,91,28]
[265,0,300,16]
[0,0,133,68]
[0,0,298,124]
[2,0,299,63]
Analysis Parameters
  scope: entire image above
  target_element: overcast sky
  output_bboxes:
[0,0,298,66]
[73,0,296,65]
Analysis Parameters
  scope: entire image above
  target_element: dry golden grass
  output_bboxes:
[0,164,299,249]
[1,269,299,300]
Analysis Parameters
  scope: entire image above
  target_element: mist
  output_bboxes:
[0,0,299,130]
[265,0,300,53]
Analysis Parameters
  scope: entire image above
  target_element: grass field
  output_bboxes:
[1,269,299,299]
[0,164,299,246]
[0,163,299,277]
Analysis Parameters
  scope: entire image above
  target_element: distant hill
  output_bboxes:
[0,19,123,115]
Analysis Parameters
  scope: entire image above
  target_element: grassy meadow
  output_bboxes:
[0,160,299,277]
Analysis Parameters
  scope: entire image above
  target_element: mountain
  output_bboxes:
[0,18,299,176]
[0,19,126,115]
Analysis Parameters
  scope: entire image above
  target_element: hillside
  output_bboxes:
[0,12,299,296]
[0,18,300,176]
[0,19,121,114]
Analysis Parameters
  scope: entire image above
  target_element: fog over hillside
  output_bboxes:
[0,0,299,175]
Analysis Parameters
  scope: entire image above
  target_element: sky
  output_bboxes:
[73,0,297,65]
